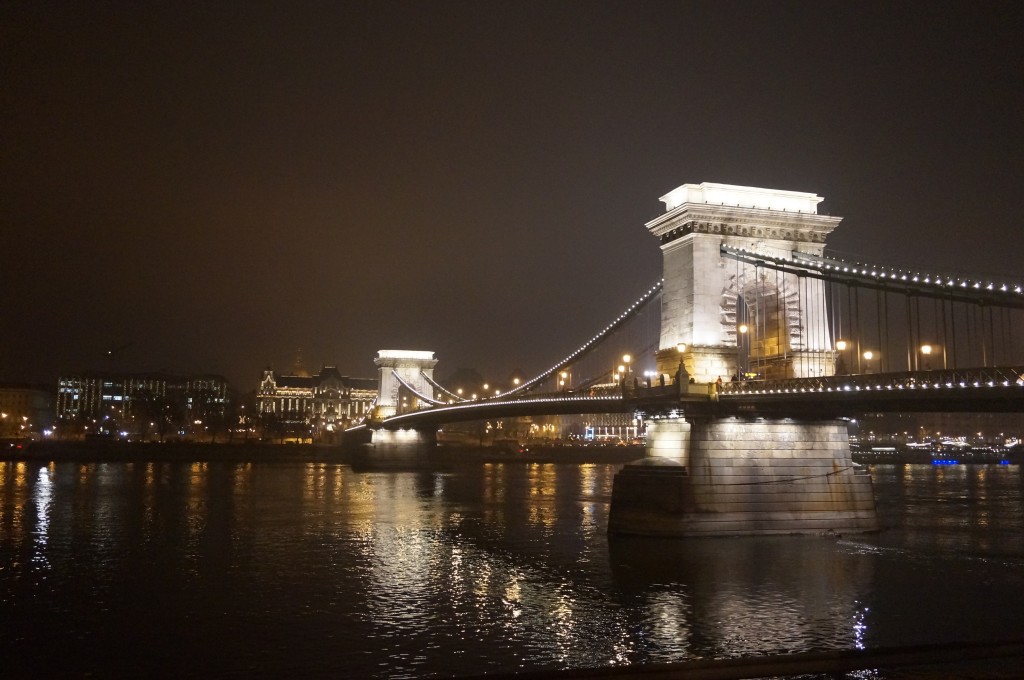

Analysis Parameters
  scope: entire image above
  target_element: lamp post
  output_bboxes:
[738,324,749,378]
[835,339,848,375]
[920,344,933,371]
[675,342,688,386]
[863,350,875,374]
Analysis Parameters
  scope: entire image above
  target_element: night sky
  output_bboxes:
[3,1,1022,391]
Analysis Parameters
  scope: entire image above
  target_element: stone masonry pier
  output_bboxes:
[609,416,878,536]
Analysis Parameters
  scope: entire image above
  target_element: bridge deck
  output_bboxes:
[712,365,1024,416]
[369,366,1024,430]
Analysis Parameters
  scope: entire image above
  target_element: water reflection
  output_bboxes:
[853,602,869,649]
[32,466,51,566]
[609,534,875,659]
[0,462,30,546]
[1,460,1022,678]
[871,463,1024,558]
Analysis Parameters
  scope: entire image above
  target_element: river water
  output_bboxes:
[1,458,1022,678]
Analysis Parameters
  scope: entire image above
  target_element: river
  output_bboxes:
[1,458,1022,678]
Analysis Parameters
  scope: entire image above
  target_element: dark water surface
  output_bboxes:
[1,459,1023,678]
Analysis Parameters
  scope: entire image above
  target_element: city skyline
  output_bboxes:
[3,2,1022,390]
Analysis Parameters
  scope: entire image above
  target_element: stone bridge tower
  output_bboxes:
[609,183,876,538]
[372,350,438,419]
[646,182,842,383]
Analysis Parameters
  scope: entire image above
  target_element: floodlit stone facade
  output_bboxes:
[610,417,878,536]
[646,182,843,384]
[609,182,877,538]
[257,366,376,434]
[373,350,438,419]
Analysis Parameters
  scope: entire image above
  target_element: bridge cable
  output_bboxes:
[722,246,1024,309]
[418,372,466,402]
[727,245,1024,371]
[504,280,664,397]
[389,369,447,406]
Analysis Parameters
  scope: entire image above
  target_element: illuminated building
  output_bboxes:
[56,371,230,438]
[256,366,377,437]
[0,383,54,439]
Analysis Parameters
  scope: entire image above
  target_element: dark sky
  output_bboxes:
[3,1,1022,391]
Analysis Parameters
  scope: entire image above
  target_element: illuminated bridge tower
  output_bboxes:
[610,182,877,537]
[360,350,440,467]
[648,182,842,383]
[372,349,438,419]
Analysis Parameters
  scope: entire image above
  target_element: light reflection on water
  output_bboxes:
[0,460,1022,678]
[31,466,51,567]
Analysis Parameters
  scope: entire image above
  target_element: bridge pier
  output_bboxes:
[356,427,438,469]
[609,415,877,537]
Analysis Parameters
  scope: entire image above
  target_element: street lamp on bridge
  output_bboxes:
[738,324,749,378]
[675,342,688,385]
[863,350,876,374]
[835,339,849,375]
[920,344,933,371]
[559,370,570,391]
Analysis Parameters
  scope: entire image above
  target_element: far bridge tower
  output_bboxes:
[372,350,438,419]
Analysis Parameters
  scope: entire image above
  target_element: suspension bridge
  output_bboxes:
[350,182,1024,537]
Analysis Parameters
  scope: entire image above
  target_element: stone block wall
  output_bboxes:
[610,417,878,537]
[645,419,691,465]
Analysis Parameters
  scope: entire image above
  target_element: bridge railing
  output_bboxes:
[720,366,1024,397]
[479,385,625,402]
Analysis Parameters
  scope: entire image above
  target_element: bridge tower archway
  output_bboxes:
[647,182,843,383]
[721,266,827,379]
[722,268,791,378]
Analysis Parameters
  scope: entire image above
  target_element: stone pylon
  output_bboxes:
[372,350,438,419]
[647,182,842,383]
[608,182,877,537]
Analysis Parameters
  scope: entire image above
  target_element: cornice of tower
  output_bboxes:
[647,203,843,246]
